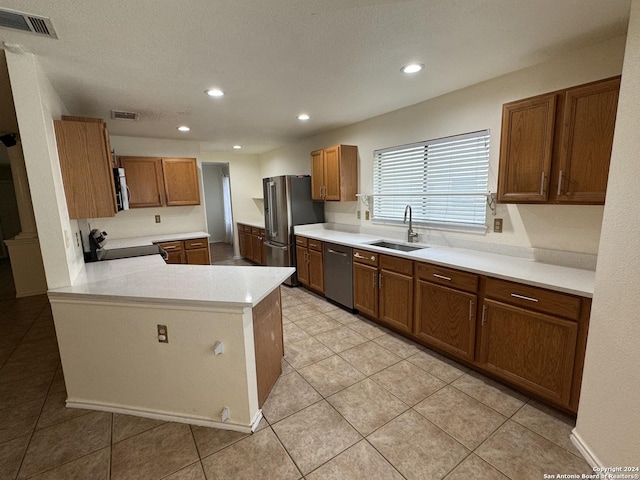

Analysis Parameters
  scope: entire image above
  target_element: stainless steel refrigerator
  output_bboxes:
[263,175,324,285]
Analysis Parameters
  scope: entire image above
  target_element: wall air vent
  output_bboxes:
[0,8,57,39]
[111,110,139,121]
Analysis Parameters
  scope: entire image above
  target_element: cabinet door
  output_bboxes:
[157,241,185,264]
[478,299,578,405]
[497,94,557,202]
[414,281,476,362]
[54,119,117,218]
[238,229,247,258]
[556,78,620,204]
[251,233,262,264]
[296,246,309,286]
[243,230,253,261]
[119,157,165,207]
[162,158,201,206]
[323,146,341,201]
[353,263,378,318]
[185,248,210,265]
[308,249,324,293]
[310,150,325,200]
[379,269,413,334]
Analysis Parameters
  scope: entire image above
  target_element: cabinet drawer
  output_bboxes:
[295,236,308,247]
[251,227,261,235]
[484,277,581,320]
[353,249,378,266]
[184,238,207,250]
[157,240,183,252]
[259,229,266,236]
[380,254,413,276]
[416,263,478,293]
[308,240,322,251]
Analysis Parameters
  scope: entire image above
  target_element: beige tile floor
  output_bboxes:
[0,257,591,479]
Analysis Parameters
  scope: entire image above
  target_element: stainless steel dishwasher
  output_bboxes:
[323,242,354,310]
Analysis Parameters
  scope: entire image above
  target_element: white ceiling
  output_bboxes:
[0,0,632,154]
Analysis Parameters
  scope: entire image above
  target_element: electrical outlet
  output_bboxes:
[365,211,370,220]
[357,211,361,219]
[494,218,503,233]
[157,325,168,343]
[75,232,80,247]
[155,215,161,223]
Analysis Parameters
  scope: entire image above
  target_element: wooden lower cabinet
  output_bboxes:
[415,281,476,362]
[157,238,210,265]
[157,241,184,264]
[295,245,309,286]
[353,262,378,318]
[252,287,284,407]
[296,240,323,293]
[477,299,578,405]
[308,249,324,293]
[379,268,413,334]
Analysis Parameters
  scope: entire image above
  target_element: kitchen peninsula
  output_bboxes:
[48,255,294,433]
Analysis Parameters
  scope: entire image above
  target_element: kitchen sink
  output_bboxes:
[368,241,426,252]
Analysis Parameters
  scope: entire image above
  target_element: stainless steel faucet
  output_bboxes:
[403,205,418,242]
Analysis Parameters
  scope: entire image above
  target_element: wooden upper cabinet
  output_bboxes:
[117,156,200,208]
[54,117,117,219]
[162,158,201,206]
[497,94,556,202]
[310,145,358,201]
[311,150,324,200]
[556,77,620,203]
[497,77,620,205]
[119,157,164,208]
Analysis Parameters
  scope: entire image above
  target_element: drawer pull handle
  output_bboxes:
[469,300,474,322]
[163,246,176,250]
[373,271,376,287]
[354,252,375,261]
[433,273,452,281]
[540,171,546,196]
[190,242,203,246]
[378,273,383,289]
[511,293,539,303]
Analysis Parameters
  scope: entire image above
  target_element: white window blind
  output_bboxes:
[372,130,490,231]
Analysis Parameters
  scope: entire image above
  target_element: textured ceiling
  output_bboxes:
[0,0,632,154]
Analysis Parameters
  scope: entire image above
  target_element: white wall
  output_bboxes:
[5,51,85,288]
[574,0,640,466]
[259,36,626,256]
[202,164,226,243]
[89,136,207,239]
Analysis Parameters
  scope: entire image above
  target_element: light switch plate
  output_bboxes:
[494,218,503,233]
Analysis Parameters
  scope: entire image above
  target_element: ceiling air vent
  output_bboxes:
[111,110,139,121]
[0,8,57,39]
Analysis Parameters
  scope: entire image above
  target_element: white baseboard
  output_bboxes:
[66,400,255,434]
[570,428,603,468]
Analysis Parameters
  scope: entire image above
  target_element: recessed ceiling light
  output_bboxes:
[233,145,242,150]
[205,88,225,97]
[297,114,310,121]
[400,63,424,74]
[177,126,190,132]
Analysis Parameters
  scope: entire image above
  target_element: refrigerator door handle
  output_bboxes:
[267,181,277,239]
[264,241,288,250]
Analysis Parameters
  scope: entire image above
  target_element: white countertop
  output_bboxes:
[295,226,595,297]
[49,255,294,308]
[103,231,210,250]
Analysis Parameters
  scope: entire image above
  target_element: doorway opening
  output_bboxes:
[202,163,234,263]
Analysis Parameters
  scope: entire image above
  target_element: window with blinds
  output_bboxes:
[372,130,490,232]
